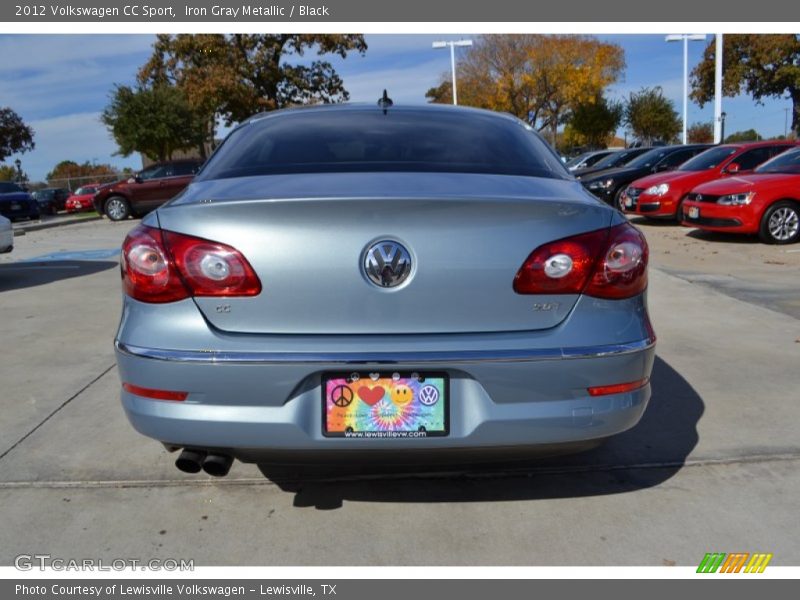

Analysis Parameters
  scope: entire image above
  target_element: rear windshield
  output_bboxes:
[0,182,24,194]
[756,147,800,174]
[198,109,570,181]
[679,146,738,171]
[626,148,673,169]
[591,148,646,170]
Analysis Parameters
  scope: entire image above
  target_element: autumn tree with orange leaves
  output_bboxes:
[426,35,625,145]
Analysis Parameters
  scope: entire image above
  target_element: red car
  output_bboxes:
[93,160,202,221]
[621,141,797,220]
[65,184,102,213]
[682,146,800,244]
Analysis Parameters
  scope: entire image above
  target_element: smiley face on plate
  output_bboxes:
[390,384,413,406]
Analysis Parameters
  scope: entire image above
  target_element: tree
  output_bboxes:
[565,94,623,149]
[724,129,761,143]
[102,84,207,162]
[426,35,625,143]
[691,35,800,136]
[138,34,367,151]
[687,122,714,143]
[46,160,118,183]
[0,107,35,163]
[624,87,681,145]
[0,164,18,181]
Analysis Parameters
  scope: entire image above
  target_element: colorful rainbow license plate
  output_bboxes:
[323,372,449,438]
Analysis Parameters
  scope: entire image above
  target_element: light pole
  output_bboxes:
[432,39,473,105]
[714,34,724,144]
[785,107,790,138]
[666,34,707,145]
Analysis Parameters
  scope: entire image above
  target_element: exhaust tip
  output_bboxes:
[175,449,206,474]
[202,453,234,477]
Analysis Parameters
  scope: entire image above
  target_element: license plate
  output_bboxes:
[11,203,21,211]
[688,206,700,219]
[323,372,449,438]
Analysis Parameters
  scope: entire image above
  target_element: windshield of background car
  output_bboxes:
[592,150,635,170]
[679,146,738,171]
[625,148,672,169]
[756,148,800,174]
[75,186,97,195]
[198,109,572,181]
[0,182,24,194]
[565,152,593,169]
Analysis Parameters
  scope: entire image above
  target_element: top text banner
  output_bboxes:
[3,0,800,22]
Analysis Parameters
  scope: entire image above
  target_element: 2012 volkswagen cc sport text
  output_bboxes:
[115,103,656,477]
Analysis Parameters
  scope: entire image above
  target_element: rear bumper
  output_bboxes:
[118,341,654,459]
[115,294,656,460]
[0,204,38,220]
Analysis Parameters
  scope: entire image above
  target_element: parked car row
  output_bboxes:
[581,141,800,244]
[0,158,203,224]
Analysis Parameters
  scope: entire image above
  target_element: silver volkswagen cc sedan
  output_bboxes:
[115,103,655,477]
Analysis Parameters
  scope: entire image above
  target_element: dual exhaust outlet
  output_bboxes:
[175,449,233,477]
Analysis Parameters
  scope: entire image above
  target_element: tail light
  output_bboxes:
[514,222,648,299]
[121,224,261,303]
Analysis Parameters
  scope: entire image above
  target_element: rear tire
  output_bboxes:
[104,196,131,221]
[759,200,800,244]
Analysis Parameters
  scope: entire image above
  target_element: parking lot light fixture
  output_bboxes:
[432,39,473,106]
[666,34,707,144]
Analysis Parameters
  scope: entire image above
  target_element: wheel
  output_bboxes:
[613,187,626,211]
[674,195,688,222]
[759,201,800,244]
[104,196,131,221]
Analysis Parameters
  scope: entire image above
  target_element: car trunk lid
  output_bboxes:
[156,173,612,335]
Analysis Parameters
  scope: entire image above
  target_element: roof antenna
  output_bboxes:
[377,89,393,114]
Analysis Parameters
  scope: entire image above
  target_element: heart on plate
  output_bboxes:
[357,386,385,406]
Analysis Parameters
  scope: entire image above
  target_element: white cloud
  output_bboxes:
[0,34,152,75]
[12,112,141,182]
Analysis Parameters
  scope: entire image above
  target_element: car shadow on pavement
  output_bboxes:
[685,229,760,245]
[259,356,703,509]
[627,217,678,228]
[0,260,118,292]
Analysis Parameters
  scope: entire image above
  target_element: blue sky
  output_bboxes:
[0,33,793,182]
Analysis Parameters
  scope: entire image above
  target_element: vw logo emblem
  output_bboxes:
[418,385,440,406]
[364,241,412,288]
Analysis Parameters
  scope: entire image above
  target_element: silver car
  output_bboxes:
[0,215,13,254]
[115,104,655,477]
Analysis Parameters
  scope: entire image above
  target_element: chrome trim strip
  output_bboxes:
[115,338,655,365]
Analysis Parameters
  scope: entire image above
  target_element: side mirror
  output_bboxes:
[127,176,142,184]
[725,162,740,174]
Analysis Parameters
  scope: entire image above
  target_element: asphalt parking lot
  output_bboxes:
[1,218,799,566]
